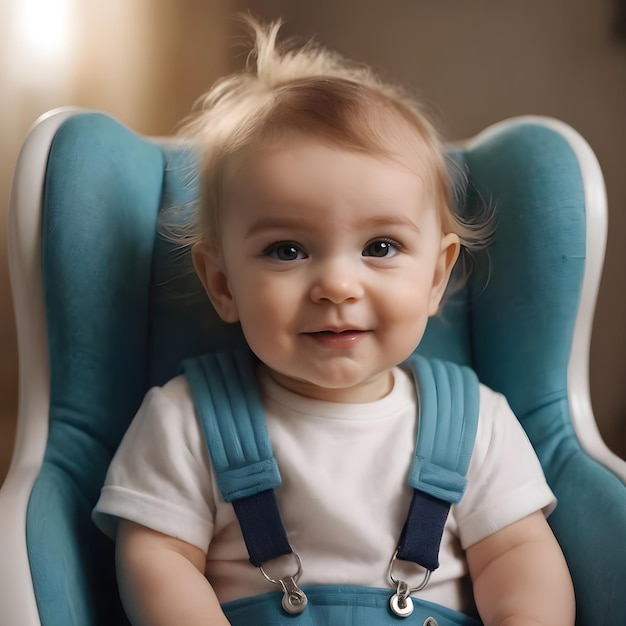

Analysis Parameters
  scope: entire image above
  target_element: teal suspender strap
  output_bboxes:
[183,350,480,574]
[182,350,292,567]
[396,355,480,570]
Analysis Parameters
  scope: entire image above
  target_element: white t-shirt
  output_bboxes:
[93,364,555,615]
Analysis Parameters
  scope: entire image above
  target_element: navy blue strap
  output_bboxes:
[397,491,451,570]
[232,491,292,567]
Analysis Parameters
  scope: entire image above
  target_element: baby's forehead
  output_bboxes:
[222,137,441,229]
[225,132,440,212]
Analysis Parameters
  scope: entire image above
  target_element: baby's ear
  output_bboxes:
[429,233,461,316]
[192,242,240,323]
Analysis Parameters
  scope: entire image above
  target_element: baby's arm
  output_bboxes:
[115,519,230,626]
[467,511,575,626]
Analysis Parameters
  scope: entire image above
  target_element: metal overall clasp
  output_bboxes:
[260,551,308,615]
[387,549,432,618]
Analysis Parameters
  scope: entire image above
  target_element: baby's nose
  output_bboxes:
[309,260,365,303]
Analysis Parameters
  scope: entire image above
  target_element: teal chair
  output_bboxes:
[1,109,625,625]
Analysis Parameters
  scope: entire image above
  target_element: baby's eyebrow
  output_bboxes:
[358,215,421,234]
[245,217,308,239]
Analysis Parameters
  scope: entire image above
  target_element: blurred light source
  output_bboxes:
[13,0,74,85]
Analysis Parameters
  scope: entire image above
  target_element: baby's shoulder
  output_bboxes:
[159,373,193,402]
[137,374,196,425]
[477,382,511,417]
[473,382,533,463]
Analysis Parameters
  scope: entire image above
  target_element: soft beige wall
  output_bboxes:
[2,0,625,483]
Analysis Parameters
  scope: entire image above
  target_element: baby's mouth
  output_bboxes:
[304,329,368,348]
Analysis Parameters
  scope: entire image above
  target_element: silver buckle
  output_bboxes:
[387,549,432,618]
[259,551,308,615]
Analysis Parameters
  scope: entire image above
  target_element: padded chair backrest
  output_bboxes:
[9,111,626,625]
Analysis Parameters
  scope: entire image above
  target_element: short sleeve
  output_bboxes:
[92,375,217,553]
[453,386,556,550]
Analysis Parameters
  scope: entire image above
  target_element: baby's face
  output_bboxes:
[197,136,459,403]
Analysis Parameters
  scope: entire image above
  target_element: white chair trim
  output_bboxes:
[0,107,83,626]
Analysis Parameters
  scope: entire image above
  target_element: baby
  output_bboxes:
[93,17,575,626]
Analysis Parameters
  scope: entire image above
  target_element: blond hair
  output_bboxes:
[175,16,488,251]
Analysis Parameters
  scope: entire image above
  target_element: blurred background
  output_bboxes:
[1,0,625,483]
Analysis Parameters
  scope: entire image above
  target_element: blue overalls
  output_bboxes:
[183,349,482,626]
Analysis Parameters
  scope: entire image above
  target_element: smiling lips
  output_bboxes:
[304,329,369,348]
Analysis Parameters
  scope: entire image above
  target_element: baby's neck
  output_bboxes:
[261,366,395,404]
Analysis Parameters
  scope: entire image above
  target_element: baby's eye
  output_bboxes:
[263,242,307,261]
[362,239,400,258]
